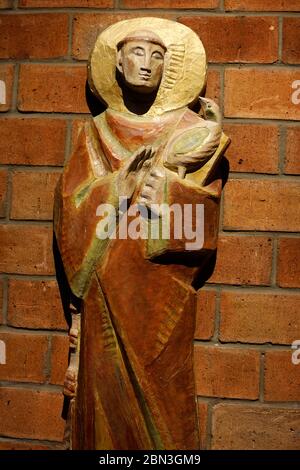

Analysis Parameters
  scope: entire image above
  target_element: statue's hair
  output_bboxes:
[117,29,167,52]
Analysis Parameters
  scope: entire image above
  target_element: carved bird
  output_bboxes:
[164,97,222,178]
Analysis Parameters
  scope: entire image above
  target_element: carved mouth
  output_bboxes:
[139,74,151,81]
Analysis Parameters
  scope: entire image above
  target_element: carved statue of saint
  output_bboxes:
[54,18,229,450]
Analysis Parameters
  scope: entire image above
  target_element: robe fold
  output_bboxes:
[54,106,225,450]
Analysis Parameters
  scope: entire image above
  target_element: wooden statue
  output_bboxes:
[54,17,229,450]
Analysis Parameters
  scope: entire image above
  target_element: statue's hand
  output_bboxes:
[137,167,166,208]
[118,146,156,198]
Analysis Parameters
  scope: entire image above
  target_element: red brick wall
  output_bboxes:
[0,0,299,450]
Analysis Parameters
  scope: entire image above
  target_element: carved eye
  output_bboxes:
[152,51,164,60]
[132,47,145,56]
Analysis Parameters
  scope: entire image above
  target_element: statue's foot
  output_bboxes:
[63,366,77,398]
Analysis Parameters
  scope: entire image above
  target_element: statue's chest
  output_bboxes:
[97,109,185,153]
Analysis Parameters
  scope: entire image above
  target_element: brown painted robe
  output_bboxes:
[54,106,225,450]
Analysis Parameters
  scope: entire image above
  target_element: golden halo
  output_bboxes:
[88,17,207,116]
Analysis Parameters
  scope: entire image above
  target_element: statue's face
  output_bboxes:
[117,40,165,94]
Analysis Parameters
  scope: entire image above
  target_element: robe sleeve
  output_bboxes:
[54,121,120,298]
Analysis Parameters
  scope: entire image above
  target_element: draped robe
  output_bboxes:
[54,106,227,450]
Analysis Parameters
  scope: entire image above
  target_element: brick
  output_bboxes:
[0,440,60,450]
[11,170,61,220]
[122,0,219,8]
[212,404,300,450]
[195,289,216,340]
[0,388,65,441]
[205,69,220,106]
[223,124,279,174]
[0,14,68,59]
[50,334,69,386]
[224,179,300,232]
[20,0,113,6]
[285,127,300,175]
[0,63,14,112]
[179,16,278,64]
[18,64,88,113]
[283,18,300,65]
[220,291,300,345]
[0,169,8,218]
[277,238,300,288]
[0,0,13,8]
[8,279,66,330]
[0,225,54,275]
[208,236,272,286]
[224,68,300,120]
[195,345,260,399]
[265,351,300,402]
[0,118,67,166]
[197,401,208,450]
[225,0,300,10]
[0,332,48,383]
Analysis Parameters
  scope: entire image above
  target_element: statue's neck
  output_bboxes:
[121,88,158,115]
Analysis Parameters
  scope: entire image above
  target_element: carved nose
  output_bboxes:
[140,66,151,75]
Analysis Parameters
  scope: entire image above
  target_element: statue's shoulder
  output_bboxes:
[60,118,97,198]
[62,114,112,189]
[75,117,99,142]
